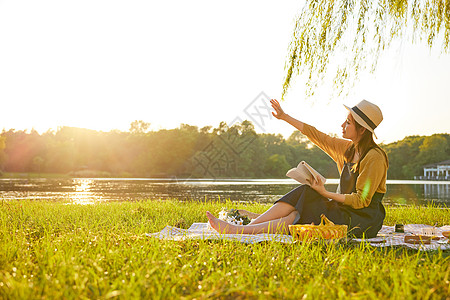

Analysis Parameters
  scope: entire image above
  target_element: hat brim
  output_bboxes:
[344,104,378,139]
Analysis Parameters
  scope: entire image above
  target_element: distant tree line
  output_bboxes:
[0,121,448,179]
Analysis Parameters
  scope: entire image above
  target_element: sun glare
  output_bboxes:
[71,179,97,205]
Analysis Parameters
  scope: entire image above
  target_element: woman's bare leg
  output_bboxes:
[248,202,296,225]
[237,209,261,220]
[206,210,298,234]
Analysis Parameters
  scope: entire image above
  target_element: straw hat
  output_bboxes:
[344,100,383,139]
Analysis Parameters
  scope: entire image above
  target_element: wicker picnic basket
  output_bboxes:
[289,214,348,242]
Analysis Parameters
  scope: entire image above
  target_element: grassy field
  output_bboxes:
[1,199,449,299]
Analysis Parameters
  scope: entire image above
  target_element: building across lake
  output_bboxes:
[415,160,450,181]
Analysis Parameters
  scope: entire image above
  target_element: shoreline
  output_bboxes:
[1,173,450,184]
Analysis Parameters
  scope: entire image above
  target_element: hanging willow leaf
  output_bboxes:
[282,0,450,100]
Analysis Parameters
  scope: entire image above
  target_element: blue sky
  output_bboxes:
[0,0,449,144]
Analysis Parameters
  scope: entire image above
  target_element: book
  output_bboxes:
[286,161,327,186]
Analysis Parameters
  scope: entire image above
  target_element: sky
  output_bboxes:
[0,0,449,144]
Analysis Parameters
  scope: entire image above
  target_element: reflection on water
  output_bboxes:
[424,184,450,200]
[0,178,449,206]
[72,179,97,204]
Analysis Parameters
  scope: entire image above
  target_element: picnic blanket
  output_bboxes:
[146,223,450,251]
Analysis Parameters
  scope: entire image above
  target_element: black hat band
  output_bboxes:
[352,106,377,130]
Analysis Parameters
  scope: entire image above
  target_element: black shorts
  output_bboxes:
[274,185,385,238]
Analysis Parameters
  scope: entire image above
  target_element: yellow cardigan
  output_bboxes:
[302,124,388,209]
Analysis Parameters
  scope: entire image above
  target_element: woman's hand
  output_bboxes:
[310,177,327,196]
[311,179,346,204]
[270,99,287,120]
[270,99,305,132]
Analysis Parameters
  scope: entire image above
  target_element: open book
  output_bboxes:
[286,161,326,186]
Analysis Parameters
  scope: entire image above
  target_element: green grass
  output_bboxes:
[1,199,449,299]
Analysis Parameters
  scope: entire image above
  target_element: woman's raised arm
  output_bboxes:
[270,99,304,132]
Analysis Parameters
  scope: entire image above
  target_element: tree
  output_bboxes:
[416,134,448,165]
[383,135,424,178]
[0,136,6,170]
[32,156,44,175]
[264,154,291,178]
[287,131,310,146]
[282,0,450,99]
[130,120,150,135]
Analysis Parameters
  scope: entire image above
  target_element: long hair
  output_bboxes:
[344,115,389,171]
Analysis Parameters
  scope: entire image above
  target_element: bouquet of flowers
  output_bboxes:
[218,208,251,225]
[206,208,252,231]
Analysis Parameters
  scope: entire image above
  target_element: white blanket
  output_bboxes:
[146,223,450,251]
[146,223,293,244]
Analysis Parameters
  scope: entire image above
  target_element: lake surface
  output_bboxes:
[0,178,449,206]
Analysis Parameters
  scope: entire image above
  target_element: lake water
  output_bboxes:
[0,178,449,207]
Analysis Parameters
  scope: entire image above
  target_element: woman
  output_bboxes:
[207,99,389,238]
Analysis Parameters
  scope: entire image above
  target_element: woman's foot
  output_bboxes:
[206,211,242,234]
